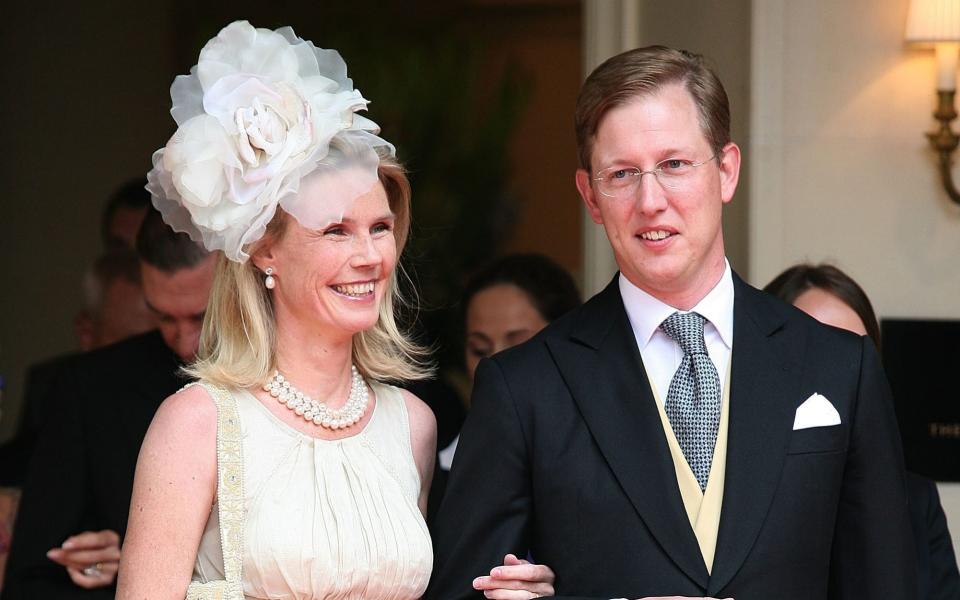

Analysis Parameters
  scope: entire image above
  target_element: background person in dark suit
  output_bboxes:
[428,46,916,599]
[765,262,960,600]
[1,210,214,599]
[0,179,153,489]
[0,250,155,488]
[908,472,960,600]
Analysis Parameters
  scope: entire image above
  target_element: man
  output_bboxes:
[74,249,156,352]
[427,46,916,599]
[0,250,156,487]
[0,178,152,488]
[2,210,214,598]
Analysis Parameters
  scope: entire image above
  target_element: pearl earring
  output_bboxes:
[264,267,276,290]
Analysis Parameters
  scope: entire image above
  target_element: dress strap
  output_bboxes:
[185,381,245,599]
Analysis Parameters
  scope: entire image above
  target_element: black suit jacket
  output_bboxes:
[2,330,184,599]
[908,472,960,599]
[0,353,79,486]
[427,274,916,600]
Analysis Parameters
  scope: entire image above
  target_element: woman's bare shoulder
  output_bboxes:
[397,388,437,440]
[148,383,220,443]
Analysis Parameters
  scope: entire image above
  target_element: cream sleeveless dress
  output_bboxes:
[192,381,433,599]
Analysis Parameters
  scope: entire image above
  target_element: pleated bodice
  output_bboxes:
[192,381,432,599]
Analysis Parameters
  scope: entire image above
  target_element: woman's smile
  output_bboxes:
[330,280,377,301]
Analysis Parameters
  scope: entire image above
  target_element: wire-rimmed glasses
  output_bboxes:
[592,152,721,198]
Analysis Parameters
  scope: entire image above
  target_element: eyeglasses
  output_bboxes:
[592,152,721,198]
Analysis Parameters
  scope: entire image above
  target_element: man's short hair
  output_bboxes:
[101,179,152,248]
[135,208,209,272]
[574,45,731,172]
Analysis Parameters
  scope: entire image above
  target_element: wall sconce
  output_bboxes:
[906,0,960,204]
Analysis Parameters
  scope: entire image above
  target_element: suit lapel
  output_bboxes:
[708,276,804,594]
[547,279,709,589]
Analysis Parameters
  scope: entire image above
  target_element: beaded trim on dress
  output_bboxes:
[185,381,245,600]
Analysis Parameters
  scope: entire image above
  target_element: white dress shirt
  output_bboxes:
[619,261,734,404]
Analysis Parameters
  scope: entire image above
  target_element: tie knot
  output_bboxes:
[660,311,708,355]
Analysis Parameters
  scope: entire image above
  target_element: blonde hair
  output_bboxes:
[186,156,432,388]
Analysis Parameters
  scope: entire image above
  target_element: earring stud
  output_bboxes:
[264,267,276,290]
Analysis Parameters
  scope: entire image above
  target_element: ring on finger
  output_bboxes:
[81,563,103,577]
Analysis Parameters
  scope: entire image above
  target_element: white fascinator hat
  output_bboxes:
[146,20,393,262]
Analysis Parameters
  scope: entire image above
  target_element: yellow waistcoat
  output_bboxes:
[648,366,731,573]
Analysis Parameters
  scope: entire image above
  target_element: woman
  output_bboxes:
[765,263,960,600]
[117,21,553,599]
[429,254,580,528]
[763,264,880,344]
[435,253,581,473]
[462,253,582,384]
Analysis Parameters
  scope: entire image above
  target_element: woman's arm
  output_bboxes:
[116,385,218,599]
[400,389,437,516]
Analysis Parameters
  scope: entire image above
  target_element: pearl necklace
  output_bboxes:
[263,366,369,429]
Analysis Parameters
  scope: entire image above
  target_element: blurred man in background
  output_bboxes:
[2,210,214,598]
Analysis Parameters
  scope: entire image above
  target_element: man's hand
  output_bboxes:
[46,529,120,589]
[473,553,556,598]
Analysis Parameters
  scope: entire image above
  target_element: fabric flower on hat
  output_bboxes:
[147,20,392,262]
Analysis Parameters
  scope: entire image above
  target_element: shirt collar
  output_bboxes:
[619,260,735,350]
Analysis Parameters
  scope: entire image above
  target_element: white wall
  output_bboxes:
[750,0,960,314]
[751,0,960,561]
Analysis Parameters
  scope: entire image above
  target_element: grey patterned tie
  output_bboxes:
[660,311,722,491]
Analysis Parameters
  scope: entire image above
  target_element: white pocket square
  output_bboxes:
[793,393,841,430]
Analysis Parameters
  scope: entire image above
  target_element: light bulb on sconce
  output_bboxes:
[906,0,960,204]
[934,41,960,91]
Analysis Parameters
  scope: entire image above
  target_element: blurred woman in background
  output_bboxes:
[462,253,582,384]
[434,253,581,486]
[765,263,960,600]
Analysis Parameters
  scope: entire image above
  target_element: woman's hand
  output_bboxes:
[46,529,120,589]
[472,553,555,599]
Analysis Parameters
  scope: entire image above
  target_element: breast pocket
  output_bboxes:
[786,424,847,455]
